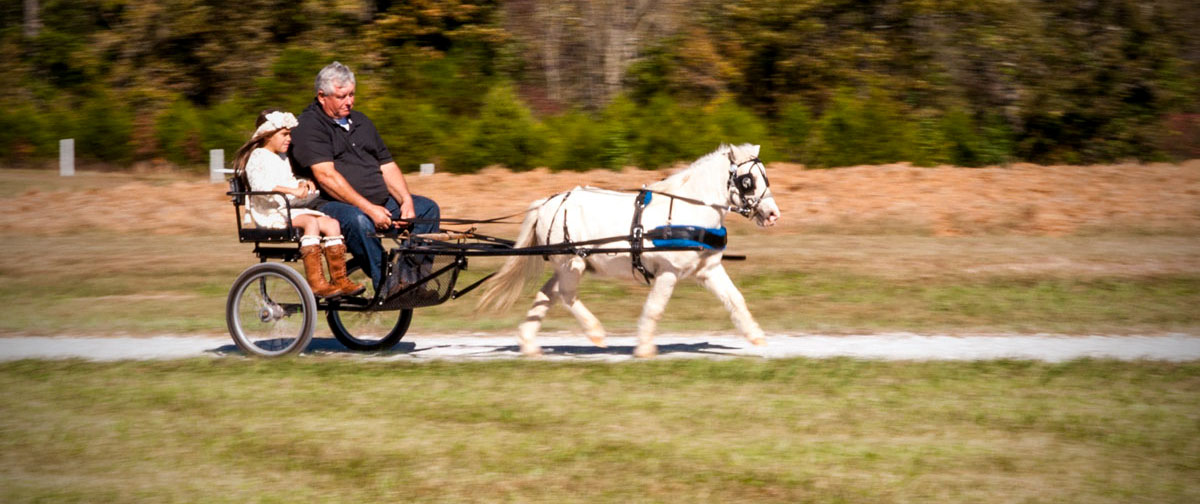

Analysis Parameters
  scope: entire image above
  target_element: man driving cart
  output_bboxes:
[289,61,440,296]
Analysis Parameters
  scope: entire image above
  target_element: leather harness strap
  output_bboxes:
[630,190,654,284]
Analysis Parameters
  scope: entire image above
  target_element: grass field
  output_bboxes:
[2,167,1197,503]
[1,358,1197,503]
[2,166,1198,336]
[2,231,1197,336]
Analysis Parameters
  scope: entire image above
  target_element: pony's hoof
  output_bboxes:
[633,344,658,359]
[520,346,544,358]
[587,335,608,348]
[749,337,767,347]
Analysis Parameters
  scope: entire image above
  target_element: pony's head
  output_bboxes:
[724,144,780,227]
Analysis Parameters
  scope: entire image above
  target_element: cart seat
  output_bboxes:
[238,226,303,243]
[228,176,303,245]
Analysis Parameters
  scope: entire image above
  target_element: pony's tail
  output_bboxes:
[477,202,544,312]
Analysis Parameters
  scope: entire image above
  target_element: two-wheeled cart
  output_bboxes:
[225,179,735,357]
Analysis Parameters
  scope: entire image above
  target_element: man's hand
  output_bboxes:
[380,162,418,226]
[393,196,416,226]
[365,204,393,230]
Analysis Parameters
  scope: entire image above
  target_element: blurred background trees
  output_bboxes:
[0,0,1196,171]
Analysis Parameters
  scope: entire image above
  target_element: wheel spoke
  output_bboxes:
[226,265,316,357]
[325,264,411,351]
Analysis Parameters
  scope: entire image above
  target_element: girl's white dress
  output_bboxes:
[244,148,326,229]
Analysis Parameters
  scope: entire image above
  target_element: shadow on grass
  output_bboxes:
[209,338,742,359]
[476,341,743,358]
[436,340,739,360]
[209,337,418,356]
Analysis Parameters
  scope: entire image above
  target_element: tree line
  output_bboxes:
[1,0,1196,172]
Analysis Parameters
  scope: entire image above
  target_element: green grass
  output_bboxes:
[416,270,1200,334]
[2,233,1199,335]
[1,358,1197,502]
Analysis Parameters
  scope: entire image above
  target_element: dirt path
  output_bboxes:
[2,333,1198,362]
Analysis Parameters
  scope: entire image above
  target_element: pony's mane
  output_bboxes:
[648,144,746,192]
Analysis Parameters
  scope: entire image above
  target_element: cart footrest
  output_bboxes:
[376,251,465,309]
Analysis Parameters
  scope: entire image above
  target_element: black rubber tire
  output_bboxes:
[226,263,317,357]
[325,260,412,351]
[326,307,413,351]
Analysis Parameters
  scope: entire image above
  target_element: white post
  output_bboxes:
[59,138,74,176]
[209,149,226,183]
[419,163,435,176]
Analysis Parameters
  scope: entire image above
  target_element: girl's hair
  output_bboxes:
[232,108,286,177]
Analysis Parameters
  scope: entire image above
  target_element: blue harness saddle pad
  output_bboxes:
[646,225,727,250]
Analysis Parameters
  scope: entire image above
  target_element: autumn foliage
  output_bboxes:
[1,0,1196,171]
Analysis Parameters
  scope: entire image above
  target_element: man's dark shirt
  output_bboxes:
[289,100,394,206]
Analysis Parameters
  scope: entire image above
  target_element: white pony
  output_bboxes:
[478,144,781,358]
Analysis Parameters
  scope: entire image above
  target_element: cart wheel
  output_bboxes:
[326,262,412,351]
[226,263,317,357]
[327,307,412,351]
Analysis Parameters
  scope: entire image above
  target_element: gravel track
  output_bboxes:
[2,333,1198,362]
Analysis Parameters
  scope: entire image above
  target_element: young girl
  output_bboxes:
[233,109,364,298]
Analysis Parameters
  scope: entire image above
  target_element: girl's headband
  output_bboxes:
[253,111,299,138]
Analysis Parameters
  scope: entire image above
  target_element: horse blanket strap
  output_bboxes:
[630,190,654,284]
[645,225,727,250]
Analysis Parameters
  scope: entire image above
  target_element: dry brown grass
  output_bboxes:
[2,231,1197,336]
[3,160,1199,236]
[772,160,1200,236]
[729,233,1200,279]
[3,163,1197,336]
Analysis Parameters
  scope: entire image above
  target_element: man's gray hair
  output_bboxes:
[315,61,356,95]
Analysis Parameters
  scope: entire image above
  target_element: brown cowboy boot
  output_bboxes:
[324,241,366,297]
[300,244,341,298]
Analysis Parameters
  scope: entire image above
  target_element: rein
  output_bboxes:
[388,156,770,283]
[623,156,771,219]
[396,157,770,227]
[618,158,769,283]
[387,210,529,227]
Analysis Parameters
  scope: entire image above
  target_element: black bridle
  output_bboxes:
[728,157,771,218]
